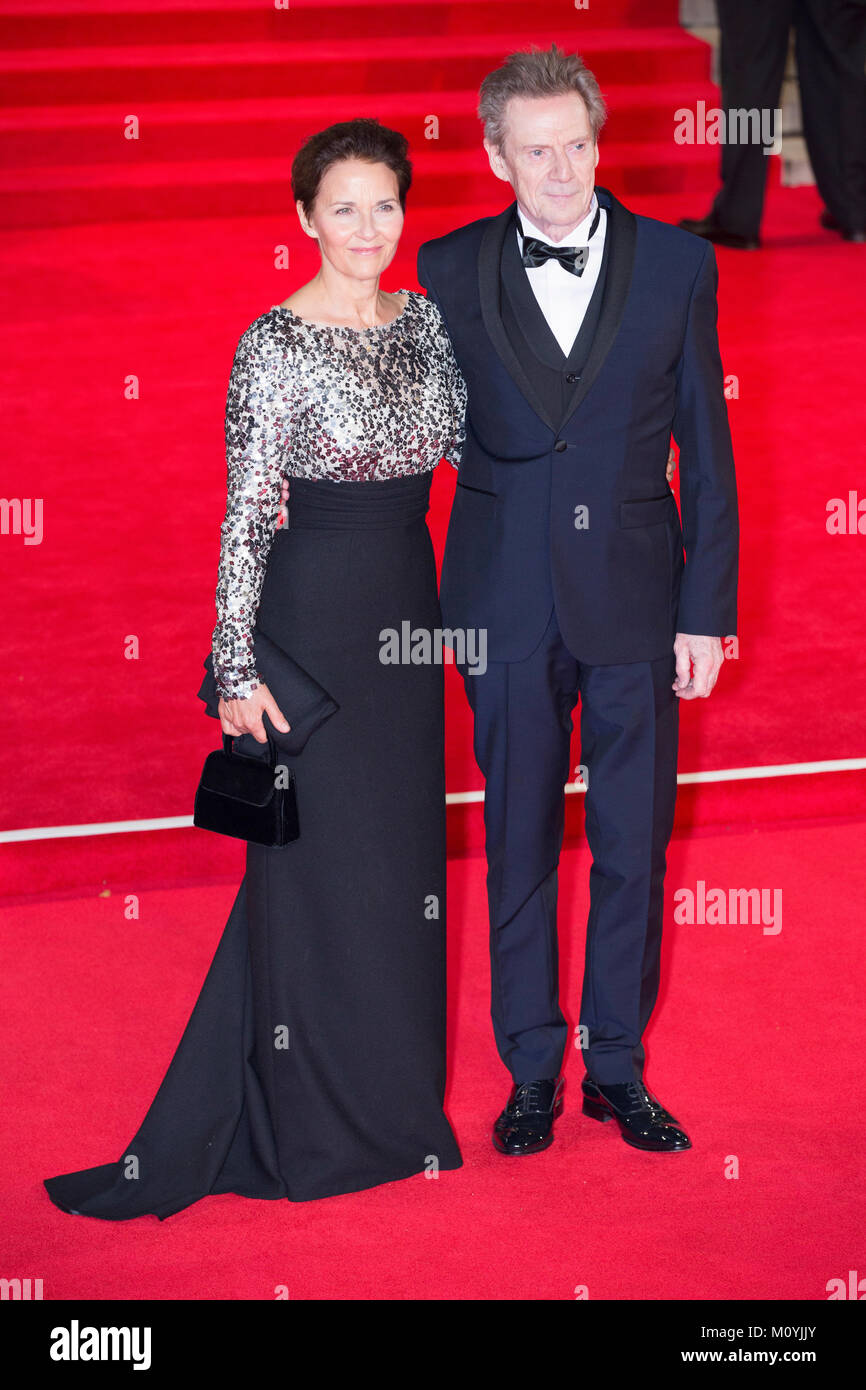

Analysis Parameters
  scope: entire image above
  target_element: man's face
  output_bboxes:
[485,93,599,242]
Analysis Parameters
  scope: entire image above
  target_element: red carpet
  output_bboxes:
[4,0,866,890]
[5,819,865,1299]
[2,0,865,1306]
[3,168,866,893]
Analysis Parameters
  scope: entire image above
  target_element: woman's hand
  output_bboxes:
[219,681,291,744]
[666,446,677,484]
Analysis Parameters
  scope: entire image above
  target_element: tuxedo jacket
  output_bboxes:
[417,185,739,665]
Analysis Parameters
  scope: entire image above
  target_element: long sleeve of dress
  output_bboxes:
[212,320,294,701]
[443,334,467,470]
[425,296,467,470]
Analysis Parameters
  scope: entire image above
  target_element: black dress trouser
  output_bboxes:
[712,0,866,237]
[460,606,680,1087]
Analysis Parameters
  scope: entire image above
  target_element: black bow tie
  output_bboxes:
[519,205,601,275]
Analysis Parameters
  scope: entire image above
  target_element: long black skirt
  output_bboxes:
[44,472,462,1217]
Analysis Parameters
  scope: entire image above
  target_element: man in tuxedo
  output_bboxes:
[418,45,739,1155]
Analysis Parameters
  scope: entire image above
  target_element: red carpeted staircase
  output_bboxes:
[1,0,720,227]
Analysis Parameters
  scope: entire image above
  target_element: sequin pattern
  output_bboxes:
[212,289,467,701]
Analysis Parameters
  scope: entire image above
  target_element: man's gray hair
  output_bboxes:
[478,43,608,151]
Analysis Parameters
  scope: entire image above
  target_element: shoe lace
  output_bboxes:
[625,1081,664,1114]
[512,1080,548,1115]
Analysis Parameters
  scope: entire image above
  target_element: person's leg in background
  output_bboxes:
[797,0,866,238]
[681,0,794,247]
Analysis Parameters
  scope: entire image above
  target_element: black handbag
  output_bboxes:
[194,714,300,847]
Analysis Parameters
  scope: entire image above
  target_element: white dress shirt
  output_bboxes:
[515,192,607,356]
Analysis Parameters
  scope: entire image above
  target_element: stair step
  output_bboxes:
[0,29,711,105]
[0,81,721,166]
[1,0,680,49]
[0,142,720,229]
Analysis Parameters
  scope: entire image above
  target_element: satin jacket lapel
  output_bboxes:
[478,201,558,432]
[560,186,637,428]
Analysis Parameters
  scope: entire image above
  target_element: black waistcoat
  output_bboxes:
[499,206,613,429]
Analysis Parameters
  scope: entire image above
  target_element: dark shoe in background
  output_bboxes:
[678,214,760,249]
[820,209,866,242]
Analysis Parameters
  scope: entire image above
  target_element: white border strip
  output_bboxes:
[2,758,865,844]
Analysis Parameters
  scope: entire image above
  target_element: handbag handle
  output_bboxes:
[221,715,279,769]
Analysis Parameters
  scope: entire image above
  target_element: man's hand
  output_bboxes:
[666,446,677,484]
[673,633,723,699]
[276,476,289,530]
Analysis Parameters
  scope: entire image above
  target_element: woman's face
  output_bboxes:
[299,158,404,281]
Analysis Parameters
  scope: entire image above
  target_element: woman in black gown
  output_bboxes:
[44,118,466,1216]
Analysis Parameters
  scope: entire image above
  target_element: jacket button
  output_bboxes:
[565,373,580,384]
[554,440,567,452]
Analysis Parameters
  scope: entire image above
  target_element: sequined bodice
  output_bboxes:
[211,289,467,700]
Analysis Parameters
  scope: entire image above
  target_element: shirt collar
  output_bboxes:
[517,192,599,248]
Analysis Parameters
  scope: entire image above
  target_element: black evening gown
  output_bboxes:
[44,291,466,1215]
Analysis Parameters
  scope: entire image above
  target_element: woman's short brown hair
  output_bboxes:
[291,118,412,218]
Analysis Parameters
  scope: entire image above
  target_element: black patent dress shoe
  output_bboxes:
[581,1077,691,1152]
[492,1077,564,1155]
[677,215,760,250]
